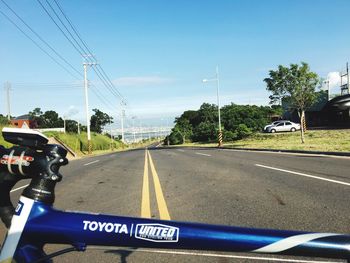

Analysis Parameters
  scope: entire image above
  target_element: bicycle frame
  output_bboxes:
[1,195,350,262]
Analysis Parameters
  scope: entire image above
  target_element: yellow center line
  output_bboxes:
[141,149,151,218]
[147,150,171,220]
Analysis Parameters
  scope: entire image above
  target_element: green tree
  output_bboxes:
[29,108,44,127]
[90,109,113,133]
[65,119,78,133]
[197,103,218,123]
[221,104,273,132]
[0,114,10,125]
[42,110,63,128]
[29,107,43,117]
[235,124,252,139]
[264,62,319,143]
[192,121,217,142]
[167,130,183,145]
[173,118,192,143]
[29,109,64,128]
[223,130,237,141]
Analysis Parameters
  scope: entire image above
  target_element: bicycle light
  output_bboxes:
[2,127,49,148]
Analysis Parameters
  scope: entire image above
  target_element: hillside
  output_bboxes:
[0,126,125,155]
[43,131,125,155]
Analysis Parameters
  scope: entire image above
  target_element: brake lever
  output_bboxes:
[0,171,25,228]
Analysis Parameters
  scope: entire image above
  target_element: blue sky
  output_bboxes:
[1,0,349,127]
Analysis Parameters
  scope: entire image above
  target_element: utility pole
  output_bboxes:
[77,120,80,134]
[347,62,349,94]
[121,109,125,143]
[340,62,349,95]
[83,57,97,154]
[109,119,113,150]
[327,80,330,101]
[132,116,136,143]
[203,66,223,147]
[120,102,126,143]
[139,120,143,141]
[4,82,11,120]
[324,79,330,101]
[215,65,222,147]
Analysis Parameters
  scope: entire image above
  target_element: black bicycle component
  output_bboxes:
[0,178,17,228]
[0,128,68,228]
[2,127,49,149]
[0,145,29,228]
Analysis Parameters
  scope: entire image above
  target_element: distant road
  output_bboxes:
[2,147,349,262]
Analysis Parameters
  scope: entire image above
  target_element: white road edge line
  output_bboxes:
[10,184,29,193]
[177,149,185,152]
[86,246,337,263]
[255,164,350,187]
[195,152,211,157]
[222,148,350,159]
[83,160,100,166]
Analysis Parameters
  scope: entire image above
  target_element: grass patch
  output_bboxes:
[44,131,125,154]
[182,129,350,152]
[0,126,159,159]
[0,127,125,154]
[0,125,13,148]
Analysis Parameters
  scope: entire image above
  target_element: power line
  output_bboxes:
[12,82,83,89]
[0,8,79,79]
[38,0,125,103]
[0,2,117,112]
[97,65,126,102]
[36,0,85,57]
[90,85,115,110]
[44,0,89,60]
[51,0,127,104]
[0,0,83,78]
[53,0,91,53]
[91,67,123,99]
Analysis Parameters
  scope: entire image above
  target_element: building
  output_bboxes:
[10,114,38,129]
[282,92,350,128]
[322,94,350,127]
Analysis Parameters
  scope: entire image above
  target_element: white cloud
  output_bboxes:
[113,76,173,87]
[326,72,341,89]
[64,105,79,118]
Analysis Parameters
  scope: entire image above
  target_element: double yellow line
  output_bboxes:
[141,149,171,220]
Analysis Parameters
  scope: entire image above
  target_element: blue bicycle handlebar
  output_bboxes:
[16,200,350,261]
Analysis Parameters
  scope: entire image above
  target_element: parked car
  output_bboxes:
[265,121,301,133]
[263,120,284,132]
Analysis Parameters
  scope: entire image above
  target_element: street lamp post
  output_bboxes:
[132,116,136,143]
[323,79,331,101]
[203,66,223,147]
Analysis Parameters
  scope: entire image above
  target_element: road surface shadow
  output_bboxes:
[104,247,137,263]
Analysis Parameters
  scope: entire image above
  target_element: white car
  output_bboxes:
[263,121,284,132]
[266,121,301,133]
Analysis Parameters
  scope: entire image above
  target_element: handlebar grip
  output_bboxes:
[0,172,21,228]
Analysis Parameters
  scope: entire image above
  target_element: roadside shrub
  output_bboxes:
[236,124,252,139]
[192,121,217,142]
[223,130,237,142]
[168,131,183,145]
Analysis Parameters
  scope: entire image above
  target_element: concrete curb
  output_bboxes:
[219,146,350,157]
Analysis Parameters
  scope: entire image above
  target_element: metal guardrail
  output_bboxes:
[53,136,77,158]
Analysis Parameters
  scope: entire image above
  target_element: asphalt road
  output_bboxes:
[1,147,349,262]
